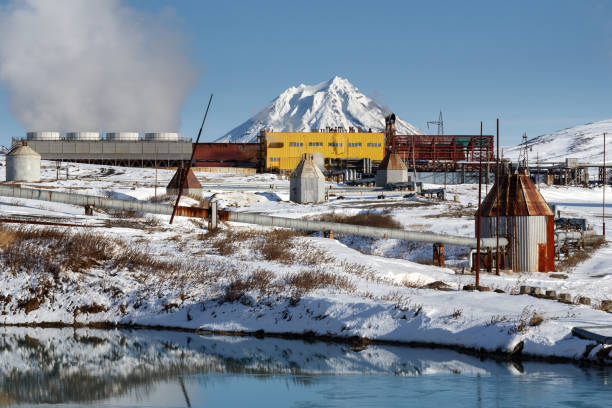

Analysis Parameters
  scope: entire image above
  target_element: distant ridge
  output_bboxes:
[216,76,422,143]
[504,119,612,162]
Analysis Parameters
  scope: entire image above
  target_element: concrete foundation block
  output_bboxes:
[520,285,531,295]
[545,290,557,299]
[477,286,491,292]
[558,293,572,303]
[600,300,612,311]
[463,284,476,291]
[529,287,542,296]
[578,297,591,306]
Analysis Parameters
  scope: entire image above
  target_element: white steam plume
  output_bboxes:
[0,0,197,132]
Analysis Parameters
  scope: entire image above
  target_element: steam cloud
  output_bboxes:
[0,0,197,132]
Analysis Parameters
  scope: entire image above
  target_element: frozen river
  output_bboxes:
[0,327,609,407]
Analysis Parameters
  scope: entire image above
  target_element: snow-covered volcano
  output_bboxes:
[216,77,422,143]
[504,119,612,162]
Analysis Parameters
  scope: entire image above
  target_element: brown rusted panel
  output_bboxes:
[521,175,554,216]
[217,210,231,222]
[174,206,209,218]
[378,152,408,171]
[167,168,202,190]
[538,243,546,272]
[546,215,556,272]
[481,174,552,217]
[193,143,259,166]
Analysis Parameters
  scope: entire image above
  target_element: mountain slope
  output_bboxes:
[216,77,422,143]
[504,119,612,162]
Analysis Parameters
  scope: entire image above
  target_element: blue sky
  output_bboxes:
[1,0,611,146]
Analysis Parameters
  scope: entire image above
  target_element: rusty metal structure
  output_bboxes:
[376,114,409,187]
[193,142,260,168]
[391,134,495,171]
[170,94,213,224]
[166,167,203,197]
[479,173,555,272]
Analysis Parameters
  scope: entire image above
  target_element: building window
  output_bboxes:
[367,142,381,147]
[309,142,323,147]
[289,142,303,147]
[328,142,343,147]
[348,142,362,147]
[269,157,280,162]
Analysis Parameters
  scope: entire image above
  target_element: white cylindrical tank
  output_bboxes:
[65,132,101,141]
[144,132,179,141]
[106,132,140,141]
[6,142,41,182]
[26,131,61,141]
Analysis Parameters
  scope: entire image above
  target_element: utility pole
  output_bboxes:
[475,121,483,288]
[427,110,444,136]
[495,119,500,276]
[170,94,213,224]
[154,144,158,198]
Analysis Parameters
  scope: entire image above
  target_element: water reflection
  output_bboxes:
[0,327,609,406]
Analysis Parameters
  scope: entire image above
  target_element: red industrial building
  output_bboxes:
[391,134,495,171]
[192,143,259,167]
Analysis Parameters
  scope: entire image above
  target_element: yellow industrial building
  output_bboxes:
[262,131,385,170]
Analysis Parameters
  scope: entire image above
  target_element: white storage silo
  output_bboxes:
[106,132,140,141]
[26,131,61,141]
[144,132,179,141]
[6,141,41,182]
[65,132,101,141]
[290,154,326,204]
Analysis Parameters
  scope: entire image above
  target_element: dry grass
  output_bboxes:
[509,306,546,334]
[205,227,334,266]
[112,247,179,274]
[223,269,277,303]
[285,269,355,296]
[556,244,600,271]
[423,205,476,219]
[315,211,402,230]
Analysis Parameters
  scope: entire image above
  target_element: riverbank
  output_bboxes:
[0,161,610,366]
[0,223,609,365]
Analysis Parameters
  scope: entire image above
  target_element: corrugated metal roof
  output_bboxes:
[291,155,325,180]
[479,173,553,217]
[167,168,202,189]
[8,143,40,158]
[378,152,407,171]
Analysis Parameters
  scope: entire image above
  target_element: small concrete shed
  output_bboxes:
[375,152,408,187]
[6,141,41,182]
[290,154,326,204]
[478,173,555,272]
[166,167,203,197]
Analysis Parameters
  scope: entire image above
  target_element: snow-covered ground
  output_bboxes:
[0,159,610,364]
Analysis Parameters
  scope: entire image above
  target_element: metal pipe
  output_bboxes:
[0,185,508,248]
[0,185,209,217]
[227,211,507,248]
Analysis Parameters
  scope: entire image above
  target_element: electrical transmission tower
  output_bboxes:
[517,132,531,172]
[427,111,444,135]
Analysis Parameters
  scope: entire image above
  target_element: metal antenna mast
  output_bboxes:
[517,132,530,172]
[427,110,444,135]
